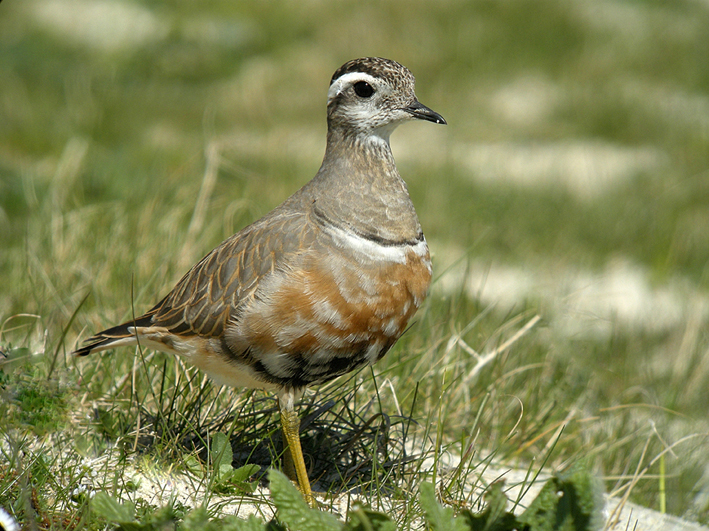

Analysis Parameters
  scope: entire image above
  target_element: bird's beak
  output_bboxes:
[405,100,447,125]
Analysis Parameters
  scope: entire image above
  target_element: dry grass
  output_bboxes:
[2,0,709,528]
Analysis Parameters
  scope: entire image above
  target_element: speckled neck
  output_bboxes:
[293,129,423,245]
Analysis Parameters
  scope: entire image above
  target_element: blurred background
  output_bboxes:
[1,0,709,524]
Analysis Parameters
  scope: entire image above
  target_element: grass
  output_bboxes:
[2,0,709,528]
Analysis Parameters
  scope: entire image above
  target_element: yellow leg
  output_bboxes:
[282,431,298,483]
[278,397,316,507]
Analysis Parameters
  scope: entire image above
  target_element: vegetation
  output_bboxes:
[2,0,709,529]
[85,468,602,531]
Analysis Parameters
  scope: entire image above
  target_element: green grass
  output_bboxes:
[2,0,709,529]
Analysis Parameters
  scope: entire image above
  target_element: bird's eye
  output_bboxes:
[353,81,375,98]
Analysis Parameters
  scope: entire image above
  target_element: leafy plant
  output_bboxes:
[90,466,604,530]
[210,432,260,495]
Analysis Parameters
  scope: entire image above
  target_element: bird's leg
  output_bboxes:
[277,393,315,507]
[281,426,298,483]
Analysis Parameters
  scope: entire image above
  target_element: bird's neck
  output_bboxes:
[301,127,423,245]
[322,128,397,175]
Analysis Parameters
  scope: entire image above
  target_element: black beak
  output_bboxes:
[405,100,447,125]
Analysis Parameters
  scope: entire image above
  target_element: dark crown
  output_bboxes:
[330,57,415,90]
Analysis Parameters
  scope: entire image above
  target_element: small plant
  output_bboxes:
[90,465,604,530]
[209,432,260,495]
[0,345,70,436]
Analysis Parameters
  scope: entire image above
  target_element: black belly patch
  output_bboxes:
[249,346,377,389]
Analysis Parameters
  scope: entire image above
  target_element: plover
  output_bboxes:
[75,57,446,506]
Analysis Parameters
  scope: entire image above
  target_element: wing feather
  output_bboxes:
[75,210,313,356]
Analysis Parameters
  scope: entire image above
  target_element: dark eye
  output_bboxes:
[353,81,375,98]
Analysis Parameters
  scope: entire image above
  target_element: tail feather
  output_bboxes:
[73,312,154,356]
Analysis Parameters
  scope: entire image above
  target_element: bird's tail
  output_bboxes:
[73,313,154,356]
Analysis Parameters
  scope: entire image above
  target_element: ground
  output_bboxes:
[2,0,709,528]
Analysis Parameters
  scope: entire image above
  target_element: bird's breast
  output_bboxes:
[225,228,432,389]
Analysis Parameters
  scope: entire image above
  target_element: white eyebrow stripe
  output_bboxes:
[328,72,379,104]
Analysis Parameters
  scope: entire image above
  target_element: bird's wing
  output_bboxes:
[152,210,314,337]
[74,209,314,355]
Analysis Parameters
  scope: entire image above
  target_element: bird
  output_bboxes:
[74,57,446,506]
